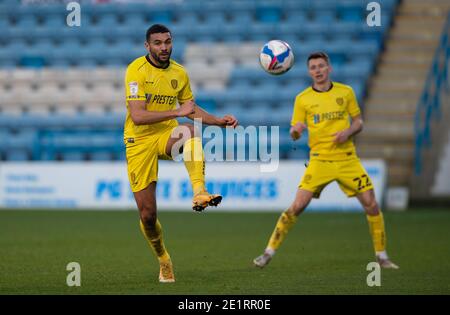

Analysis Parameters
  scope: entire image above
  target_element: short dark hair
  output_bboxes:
[307,52,330,65]
[146,24,171,42]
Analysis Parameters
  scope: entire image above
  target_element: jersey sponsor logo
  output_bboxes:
[151,94,177,105]
[336,97,344,106]
[171,79,178,89]
[128,81,138,96]
[317,111,345,122]
[145,93,152,103]
[313,114,321,124]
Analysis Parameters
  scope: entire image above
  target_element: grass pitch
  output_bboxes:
[0,209,449,294]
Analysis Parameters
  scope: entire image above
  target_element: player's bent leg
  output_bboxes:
[165,123,222,212]
[253,189,313,268]
[357,189,399,270]
[134,183,175,282]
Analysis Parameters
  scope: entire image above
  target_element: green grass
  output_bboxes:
[0,209,449,294]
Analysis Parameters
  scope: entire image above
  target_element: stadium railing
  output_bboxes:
[414,11,450,177]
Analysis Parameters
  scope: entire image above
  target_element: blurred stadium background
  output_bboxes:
[0,0,449,294]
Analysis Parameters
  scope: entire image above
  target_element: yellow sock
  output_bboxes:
[366,211,386,253]
[140,219,170,262]
[267,210,298,252]
[183,137,205,194]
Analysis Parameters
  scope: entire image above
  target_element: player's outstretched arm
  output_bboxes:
[128,100,195,125]
[186,101,238,128]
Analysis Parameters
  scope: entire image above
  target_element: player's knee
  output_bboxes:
[139,206,157,227]
[290,200,306,215]
[141,212,157,228]
[364,199,379,216]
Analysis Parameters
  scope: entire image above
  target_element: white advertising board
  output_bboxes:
[0,160,386,211]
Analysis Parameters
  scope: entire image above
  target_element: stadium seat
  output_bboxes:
[256,5,282,23]
[147,9,173,24]
[90,152,113,161]
[5,150,30,161]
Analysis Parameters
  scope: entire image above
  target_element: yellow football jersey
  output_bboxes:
[124,55,194,139]
[291,82,361,160]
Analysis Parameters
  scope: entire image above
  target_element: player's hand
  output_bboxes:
[216,115,238,128]
[290,122,307,141]
[221,115,238,128]
[177,100,196,117]
[333,129,351,144]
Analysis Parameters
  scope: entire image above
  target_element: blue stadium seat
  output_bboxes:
[219,24,249,42]
[43,15,66,28]
[114,150,126,161]
[313,10,336,23]
[0,17,9,31]
[230,11,253,26]
[248,23,276,41]
[256,5,282,23]
[203,12,227,26]
[123,13,147,28]
[19,56,46,68]
[90,152,113,161]
[96,13,120,28]
[227,0,256,12]
[284,9,308,24]
[337,3,363,22]
[15,16,38,29]
[5,150,30,161]
[147,9,173,24]
[191,24,222,43]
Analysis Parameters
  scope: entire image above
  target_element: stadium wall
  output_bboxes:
[0,160,386,212]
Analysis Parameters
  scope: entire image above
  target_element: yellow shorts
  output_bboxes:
[299,158,373,198]
[125,128,174,192]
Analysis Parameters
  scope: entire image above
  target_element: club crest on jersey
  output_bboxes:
[336,97,344,106]
[304,174,312,184]
[171,79,178,89]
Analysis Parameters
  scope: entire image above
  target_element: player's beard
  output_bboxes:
[151,49,171,67]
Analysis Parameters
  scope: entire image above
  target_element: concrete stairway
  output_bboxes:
[357,0,450,187]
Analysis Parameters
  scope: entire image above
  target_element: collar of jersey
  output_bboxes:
[146,54,170,69]
[312,82,334,93]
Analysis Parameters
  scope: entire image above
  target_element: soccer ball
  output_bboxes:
[259,40,294,75]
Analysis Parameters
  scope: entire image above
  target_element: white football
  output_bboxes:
[259,40,294,75]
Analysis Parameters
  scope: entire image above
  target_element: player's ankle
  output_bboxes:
[158,253,171,262]
[376,251,388,260]
[265,248,275,257]
[193,186,206,195]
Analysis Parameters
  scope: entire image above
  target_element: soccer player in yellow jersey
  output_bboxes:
[253,52,398,269]
[125,24,238,283]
